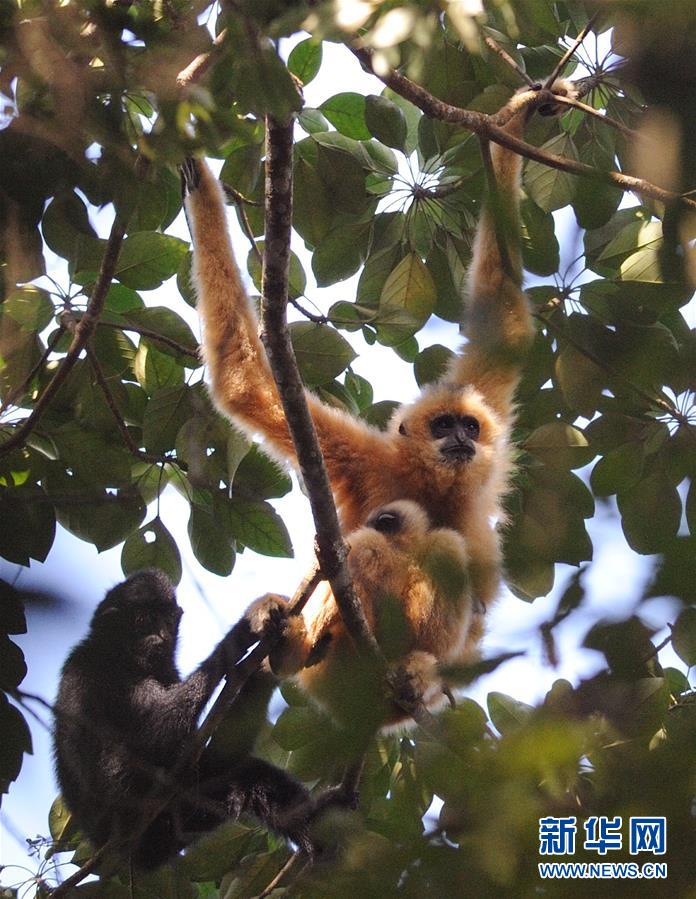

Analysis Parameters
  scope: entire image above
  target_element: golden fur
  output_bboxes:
[183,81,574,711]
[272,500,472,730]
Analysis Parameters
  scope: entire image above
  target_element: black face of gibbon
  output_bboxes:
[429,413,481,463]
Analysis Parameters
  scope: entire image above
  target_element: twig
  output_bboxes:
[176,29,227,87]
[483,35,535,87]
[253,849,302,899]
[543,15,599,88]
[642,629,673,665]
[551,93,639,139]
[86,346,171,466]
[534,306,688,425]
[350,48,696,212]
[222,182,263,207]
[0,216,127,457]
[96,319,200,360]
[260,114,383,660]
[49,843,111,897]
[0,326,65,416]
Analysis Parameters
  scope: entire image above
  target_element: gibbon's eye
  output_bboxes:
[398,422,407,436]
[430,413,456,438]
[372,510,402,535]
[461,415,480,440]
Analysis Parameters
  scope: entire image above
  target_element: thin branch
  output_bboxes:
[534,305,688,425]
[543,15,599,88]
[351,48,696,212]
[260,114,382,660]
[0,326,65,417]
[253,849,302,899]
[95,319,200,360]
[176,29,227,87]
[49,844,111,898]
[0,217,127,457]
[551,93,639,140]
[483,35,535,87]
[222,182,263,207]
[86,346,170,466]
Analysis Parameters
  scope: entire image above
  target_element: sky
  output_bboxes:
[0,32,689,893]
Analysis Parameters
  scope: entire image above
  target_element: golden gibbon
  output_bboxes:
[269,499,472,731]
[181,80,574,707]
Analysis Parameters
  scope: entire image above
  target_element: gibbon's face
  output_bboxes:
[390,386,501,485]
[93,569,182,662]
[366,500,430,541]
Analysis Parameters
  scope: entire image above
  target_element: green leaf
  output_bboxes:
[42,191,97,261]
[523,422,594,470]
[3,287,54,332]
[114,233,189,290]
[590,443,644,497]
[188,499,236,576]
[234,446,292,500]
[220,143,263,198]
[672,607,696,666]
[121,518,182,585]
[487,692,534,734]
[524,133,578,212]
[142,386,195,455]
[297,108,330,134]
[121,306,199,365]
[50,481,146,553]
[618,473,682,554]
[290,322,357,386]
[134,343,185,395]
[227,498,293,557]
[0,488,56,566]
[288,37,323,84]
[320,92,371,141]
[365,95,408,149]
[378,253,436,345]
[247,241,307,300]
[414,344,453,387]
[520,197,559,276]
[312,223,369,287]
[0,695,32,800]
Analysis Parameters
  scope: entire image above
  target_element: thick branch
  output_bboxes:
[259,114,382,659]
[0,217,126,457]
[351,48,696,212]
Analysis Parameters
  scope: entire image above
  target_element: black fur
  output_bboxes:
[53,570,313,869]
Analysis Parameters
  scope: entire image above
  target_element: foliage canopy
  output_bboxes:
[0,0,695,895]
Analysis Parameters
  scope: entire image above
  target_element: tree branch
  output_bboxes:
[0,216,127,458]
[350,48,696,212]
[86,346,172,466]
[259,114,382,660]
[543,15,598,89]
[95,319,200,360]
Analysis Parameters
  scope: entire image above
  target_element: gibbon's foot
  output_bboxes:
[387,651,440,713]
[538,79,578,117]
[180,157,201,197]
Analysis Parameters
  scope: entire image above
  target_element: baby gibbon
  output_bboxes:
[181,80,575,652]
[271,500,472,731]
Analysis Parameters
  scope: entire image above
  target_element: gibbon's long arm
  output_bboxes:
[447,85,574,420]
[183,162,388,491]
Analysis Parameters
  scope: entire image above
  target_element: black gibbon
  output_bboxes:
[181,80,574,686]
[270,500,472,731]
[53,570,319,869]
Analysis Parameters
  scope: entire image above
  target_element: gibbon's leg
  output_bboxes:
[181,160,388,494]
[445,83,574,420]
